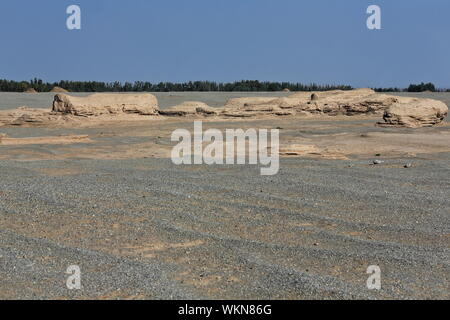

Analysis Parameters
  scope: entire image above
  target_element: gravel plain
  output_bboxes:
[0,156,449,299]
[0,92,449,300]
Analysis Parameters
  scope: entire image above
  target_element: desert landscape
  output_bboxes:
[0,90,448,299]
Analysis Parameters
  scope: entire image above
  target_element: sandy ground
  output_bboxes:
[0,93,449,300]
[1,116,450,161]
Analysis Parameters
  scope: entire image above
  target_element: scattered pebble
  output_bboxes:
[373,160,384,165]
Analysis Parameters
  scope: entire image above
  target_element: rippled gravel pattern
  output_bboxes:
[0,157,449,299]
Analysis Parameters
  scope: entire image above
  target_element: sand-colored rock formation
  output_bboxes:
[0,90,447,128]
[0,107,68,126]
[53,93,159,116]
[50,86,69,93]
[378,98,448,128]
[24,88,38,93]
[224,97,279,108]
[159,101,218,117]
[222,97,298,117]
[221,89,399,118]
[304,89,399,115]
[217,89,448,127]
[0,93,160,127]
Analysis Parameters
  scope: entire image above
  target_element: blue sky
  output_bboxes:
[0,0,449,88]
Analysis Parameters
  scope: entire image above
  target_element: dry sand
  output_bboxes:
[1,115,449,161]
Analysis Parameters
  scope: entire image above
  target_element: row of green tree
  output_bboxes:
[0,79,353,92]
[375,82,446,92]
[1,79,447,93]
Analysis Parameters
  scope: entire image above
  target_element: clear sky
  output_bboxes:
[0,0,449,88]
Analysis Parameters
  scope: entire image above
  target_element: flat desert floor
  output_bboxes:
[0,92,449,299]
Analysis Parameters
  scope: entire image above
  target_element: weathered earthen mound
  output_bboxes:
[0,106,73,127]
[24,88,38,93]
[2,90,447,129]
[287,89,398,115]
[50,86,69,93]
[159,101,218,117]
[217,89,448,127]
[378,98,448,128]
[220,89,398,117]
[52,93,159,116]
[225,97,279,108]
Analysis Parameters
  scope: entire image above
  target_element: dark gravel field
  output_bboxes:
[0,157,448,299]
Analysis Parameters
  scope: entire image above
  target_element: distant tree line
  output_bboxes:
[406,82,437,92]
[375,82,449,93]
[1,79,448,93]
[0,78,353,92]
[372,87,404,92]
